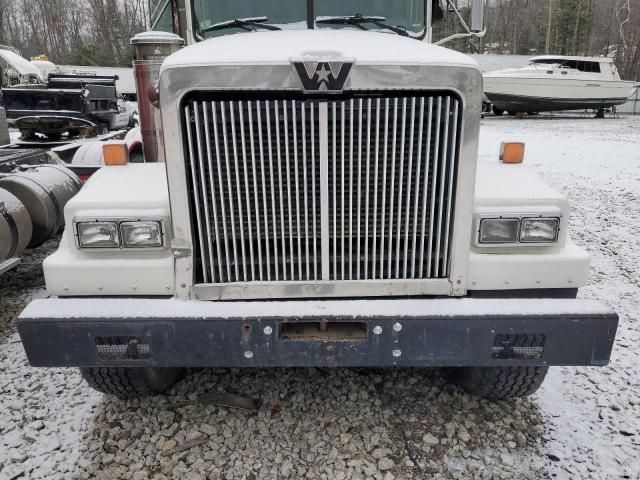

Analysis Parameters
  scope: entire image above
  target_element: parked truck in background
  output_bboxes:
[17,0,618,400]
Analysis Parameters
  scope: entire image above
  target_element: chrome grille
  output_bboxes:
[182,92,461,285]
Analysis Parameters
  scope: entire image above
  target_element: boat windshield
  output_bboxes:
[530,58,602,73]
[191,0,426,40]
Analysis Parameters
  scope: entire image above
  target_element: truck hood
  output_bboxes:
[162,30,478,70]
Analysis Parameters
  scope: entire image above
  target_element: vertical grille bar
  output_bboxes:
[247,101,263,281]
[238,103,255,280]
[379,98,390,279]
[184,103,209,283]
[418,97,434,278]
[211,102,233,282]
[229,102,247,281]
[426,97,443,278]
[192,102,216,283]
[283,101,295,280]
[356,98,363,280]
[266,101,280,280]
[302,103,310,280]
[274,101,287,280]
[332,102,337,278]
[435,97,451,278]
[403,98,416,279]
[395,98,407,279]
[256,101,271,281]
[371,98,381,280]
[411,97,426,278]
[348,99,354,280]
[340,102,346,280]
[183,92,461,287]
[319,102,330,280]
[292,101,303,280]
[202,102,224,283]
[387,98,398,278]
[311,102,318,280]
[364,98,372,278]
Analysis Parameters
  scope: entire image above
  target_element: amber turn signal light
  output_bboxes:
[500,142,525,164]
[103,142,129,166]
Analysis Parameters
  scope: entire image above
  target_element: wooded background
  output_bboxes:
[0,0,638,80]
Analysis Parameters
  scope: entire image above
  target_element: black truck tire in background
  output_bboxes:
[450,366,550,400]
[80,367,185,398]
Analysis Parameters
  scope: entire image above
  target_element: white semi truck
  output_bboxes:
[17,0,618,400]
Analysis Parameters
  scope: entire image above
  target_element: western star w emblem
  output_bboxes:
[291,56,355,93]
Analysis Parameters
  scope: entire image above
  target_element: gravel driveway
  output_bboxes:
[1,116,638,480]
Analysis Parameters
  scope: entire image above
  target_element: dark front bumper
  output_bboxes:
[17,298,618,368]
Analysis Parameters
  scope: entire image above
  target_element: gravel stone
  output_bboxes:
[423,433,440,446]
[377,457,395,471]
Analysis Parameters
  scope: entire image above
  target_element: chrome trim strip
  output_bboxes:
[192,279,452,300]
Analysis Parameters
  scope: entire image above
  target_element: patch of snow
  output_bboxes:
[20,297,614,320]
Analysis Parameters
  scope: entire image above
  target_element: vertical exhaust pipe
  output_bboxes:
[130,32,184,163]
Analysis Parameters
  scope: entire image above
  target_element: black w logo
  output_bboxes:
[292,60,354,93]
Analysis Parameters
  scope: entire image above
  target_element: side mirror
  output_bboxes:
[470,0,485,32]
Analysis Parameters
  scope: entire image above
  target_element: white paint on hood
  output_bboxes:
[162,30,479,69]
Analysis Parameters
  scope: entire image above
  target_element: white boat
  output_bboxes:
[483,55,637,114]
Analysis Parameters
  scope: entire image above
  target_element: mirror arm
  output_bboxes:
[434,29,486,46]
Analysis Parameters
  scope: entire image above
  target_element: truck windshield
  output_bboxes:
[192,0,426,39]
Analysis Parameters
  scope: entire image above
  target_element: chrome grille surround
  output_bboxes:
[160,63,483,300]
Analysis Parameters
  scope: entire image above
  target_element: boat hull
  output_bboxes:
[485,92,630,113]
[484,76,635,113]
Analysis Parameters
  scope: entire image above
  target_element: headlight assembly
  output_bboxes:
[520,218,560,243]
[475,210,562,247]
[77,222,120,248]
[75,218,165,250]
[479,218,520,244]
[121,221,163,248]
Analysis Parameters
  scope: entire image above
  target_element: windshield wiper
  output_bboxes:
[316,14,410,37]
[201,16,282,34]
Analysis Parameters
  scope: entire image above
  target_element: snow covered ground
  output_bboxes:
[1,115,639,480]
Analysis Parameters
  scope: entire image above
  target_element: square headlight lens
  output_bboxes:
[77,222,119,248]
[479,218,520,244]
[520,218,560,243]
[120,221,162,248]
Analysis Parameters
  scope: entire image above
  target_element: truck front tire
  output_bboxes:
[450,366,549,400]
[80,367,184,398]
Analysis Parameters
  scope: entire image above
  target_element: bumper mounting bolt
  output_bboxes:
[393,322,403,333]
[244,351,254,359]
[263,326,273,335]
[373,326,383,335]
[392,349,402,358]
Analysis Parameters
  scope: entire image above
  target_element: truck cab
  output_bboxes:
[17,0,617,400]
